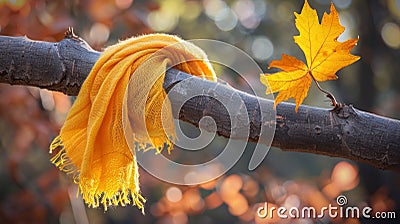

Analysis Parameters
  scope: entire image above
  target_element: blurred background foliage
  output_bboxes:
[0,0,399,223]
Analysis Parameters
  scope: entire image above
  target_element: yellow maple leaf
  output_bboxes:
[260,0,360,111]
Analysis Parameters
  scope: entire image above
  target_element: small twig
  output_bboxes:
[65,27,82,41]
[309,71,342,111]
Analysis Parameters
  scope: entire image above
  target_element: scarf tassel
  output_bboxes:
[49,136,146,212]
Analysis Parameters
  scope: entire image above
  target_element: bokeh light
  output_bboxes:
[203,0,227,20]
[251,36,274,61]
[284,194,300,208]
[215,8,238,31]
[333,0,352,9]
[115,0,132,10]
[331,161,359,191]
[0,0,399,223]
[181,1,202,21]
[147,10,178,32]
[233,0,260,29]
[381,22,400,49]
[88,23,110,46]
[166,187,183,203]
[219,174,242,200]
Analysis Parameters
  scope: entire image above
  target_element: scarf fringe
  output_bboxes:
[49,136,146,213]
[79,185,146,212]
[49,136,79,178]
[134,135,175,154]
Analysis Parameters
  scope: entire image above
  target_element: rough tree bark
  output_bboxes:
[0,34,399,171]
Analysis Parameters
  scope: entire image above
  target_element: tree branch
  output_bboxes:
[1,34,399,171]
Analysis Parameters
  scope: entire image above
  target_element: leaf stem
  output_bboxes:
[309,71,341,111]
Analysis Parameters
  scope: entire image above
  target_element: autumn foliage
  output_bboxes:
[260,0,360,111]
[0,0,398,223]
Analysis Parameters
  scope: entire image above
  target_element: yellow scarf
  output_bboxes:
[50,34,216,211]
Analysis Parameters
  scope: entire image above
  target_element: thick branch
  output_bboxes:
[1,35,399,171]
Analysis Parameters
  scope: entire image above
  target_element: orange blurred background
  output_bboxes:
[1,0,399,223]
